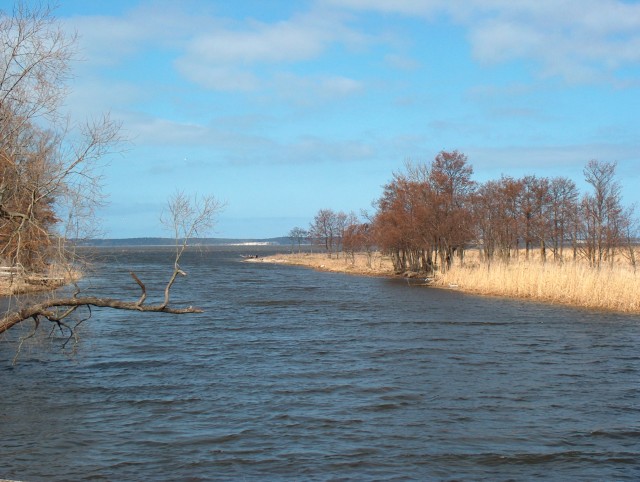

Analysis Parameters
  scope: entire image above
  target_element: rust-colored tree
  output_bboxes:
[373,174,428,273]
[309,208,349,257]
[372,151,475,274]
[427,150,476,271]
[342,212,374,265]
[518,175,551,261]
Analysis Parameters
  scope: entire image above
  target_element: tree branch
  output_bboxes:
[0,295,203,336]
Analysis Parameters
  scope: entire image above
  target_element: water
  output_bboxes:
[1,247,639,481]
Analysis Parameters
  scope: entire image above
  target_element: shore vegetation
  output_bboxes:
[284,147,638,314]
[252,248,640,313]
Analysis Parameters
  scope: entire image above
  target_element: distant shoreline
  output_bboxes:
[74,237,292,248]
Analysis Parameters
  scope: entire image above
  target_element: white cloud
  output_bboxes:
[184,19,328,64]
[466,1,640,82]
[65,4,369,98]
[285,136,375,164]
[117,113,276,152]
[66,3,205,67]
[326,0,640,84]
[174,63,260,92]
[63,79,144,119]
[271,73,364,106]
[385,54,421,70]
[321,0,445,16]
[175,9,368,92]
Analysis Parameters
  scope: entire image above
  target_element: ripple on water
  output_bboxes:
[1,248,639,481]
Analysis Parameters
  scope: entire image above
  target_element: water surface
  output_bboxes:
[1,247,639,480]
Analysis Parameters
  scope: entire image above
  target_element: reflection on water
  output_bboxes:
[1,247,639,481]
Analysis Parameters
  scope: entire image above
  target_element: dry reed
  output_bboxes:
[257,249,640,314]
[436,256,640,313]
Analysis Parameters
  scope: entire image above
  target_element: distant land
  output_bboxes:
[76,237,293,247]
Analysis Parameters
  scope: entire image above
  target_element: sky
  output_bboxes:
[12,0,640,238]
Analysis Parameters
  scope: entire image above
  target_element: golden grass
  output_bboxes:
[436,255,640,313]
[256,249,640,314]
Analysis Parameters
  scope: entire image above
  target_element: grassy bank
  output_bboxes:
[252,251,640,313]
[435,260,639,313]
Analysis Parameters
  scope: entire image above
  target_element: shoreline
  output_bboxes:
[244,252,397,278]
[0,269,79,298]
[0,279,67,297]
[247,252,640,314]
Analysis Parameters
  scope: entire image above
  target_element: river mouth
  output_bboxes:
[2,246,639,481]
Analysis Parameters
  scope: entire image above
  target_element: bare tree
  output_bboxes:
[371,152,475,274]
[428,150,476,272]
[0,4,225,362]
[0,2,75,135]
[288,226,308,253]
[0,2,120,274]
[580,160,624,267]
[2,193,224,361]
[548,177,578,261]
[309,209,337,256]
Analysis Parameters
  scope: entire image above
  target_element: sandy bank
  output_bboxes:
[245,252,396,277]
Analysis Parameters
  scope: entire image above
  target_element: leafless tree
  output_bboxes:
[309,209,337,256]
[579,160,624,268]
[2,193,224,362]
[548,177,578,261]
[0,4,225,362]
[0,2,75,135]
[0,2,120,273]
[288,226,308,253]
[371,151,475,274]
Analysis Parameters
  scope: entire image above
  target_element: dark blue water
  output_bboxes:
[1,247,639,481]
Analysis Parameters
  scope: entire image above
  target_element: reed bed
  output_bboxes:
[257,249,640,314]
[436,258,640,313]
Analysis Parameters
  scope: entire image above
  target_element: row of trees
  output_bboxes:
[299,151,636,274]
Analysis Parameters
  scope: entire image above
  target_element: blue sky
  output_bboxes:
[23,0,640,238]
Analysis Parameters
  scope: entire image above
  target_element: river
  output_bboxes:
[1,246,639,481]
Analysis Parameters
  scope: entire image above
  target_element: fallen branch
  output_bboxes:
[0,294,203,335]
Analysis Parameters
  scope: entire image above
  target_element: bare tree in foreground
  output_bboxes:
[2,193,223,361]
[0,4,227,362]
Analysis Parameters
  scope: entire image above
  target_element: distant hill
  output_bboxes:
[75,237,293,247]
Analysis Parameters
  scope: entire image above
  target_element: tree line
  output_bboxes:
[294,151,637,274]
